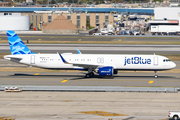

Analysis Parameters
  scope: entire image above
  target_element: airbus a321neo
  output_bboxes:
[4,31,176,78]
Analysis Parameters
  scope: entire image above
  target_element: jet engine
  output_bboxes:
[98,66,114,76]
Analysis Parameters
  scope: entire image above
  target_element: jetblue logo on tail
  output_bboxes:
[6,30,35,55]
[124,57,151,66]
[12,46,25,50]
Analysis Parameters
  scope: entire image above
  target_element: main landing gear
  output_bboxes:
[85,69,94,78]
[85,72,94,78]
[154,71,158,78]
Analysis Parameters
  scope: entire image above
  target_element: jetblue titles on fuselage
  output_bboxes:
[124,57,151,66]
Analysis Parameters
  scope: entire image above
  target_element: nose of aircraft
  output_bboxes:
[172,62,176,68]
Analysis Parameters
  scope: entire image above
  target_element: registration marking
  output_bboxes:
[61,80,68,83]
[148,81,154,84]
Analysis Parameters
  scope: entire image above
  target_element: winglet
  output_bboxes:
[77,49,82,54]
[59,54,69,64]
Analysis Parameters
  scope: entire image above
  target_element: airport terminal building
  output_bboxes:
[0,7,154,31]
[1,7,180,32]
[22,12,114,30]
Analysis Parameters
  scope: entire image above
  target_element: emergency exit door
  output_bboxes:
[30,55,35,64]
[154,56,158,65]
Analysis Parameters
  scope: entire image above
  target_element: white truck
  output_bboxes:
[168,111,180,120]
[151,25,180,35]
[100,28,108,35]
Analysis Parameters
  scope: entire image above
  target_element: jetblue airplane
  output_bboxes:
[4,30,176,78]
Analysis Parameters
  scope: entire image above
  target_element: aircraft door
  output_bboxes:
[30,55,35,65]
[154,56,158,65]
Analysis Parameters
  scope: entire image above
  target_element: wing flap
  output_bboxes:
[71,63,100,68]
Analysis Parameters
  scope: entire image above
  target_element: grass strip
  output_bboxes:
[1,40,180,45]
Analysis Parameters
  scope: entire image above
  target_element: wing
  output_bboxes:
[59,54,101,69]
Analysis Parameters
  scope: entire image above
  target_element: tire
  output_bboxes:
[86,74,90,78]
[89,72,94,77]
[173,115,179,120]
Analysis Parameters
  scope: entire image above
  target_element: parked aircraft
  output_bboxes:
[4,31,176,78]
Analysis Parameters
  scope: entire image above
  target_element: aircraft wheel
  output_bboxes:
[154,75,158,78]
[89,72,94,77]
[85,74,90,78]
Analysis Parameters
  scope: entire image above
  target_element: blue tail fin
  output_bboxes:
[6,30,35,55]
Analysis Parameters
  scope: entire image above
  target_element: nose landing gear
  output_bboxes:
[154,71,158,78]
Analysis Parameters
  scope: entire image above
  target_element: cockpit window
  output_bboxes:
[163,59,171,62]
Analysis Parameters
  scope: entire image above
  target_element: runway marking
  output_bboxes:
[78,111,127,116]
[34,73,40,75]
[119,39,121,41]
[61,80,68,83]
[78,39,81,41]
[38,39,41,40]
[148,81,154,84]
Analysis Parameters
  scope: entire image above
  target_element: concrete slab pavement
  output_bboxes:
[0,92,179,120]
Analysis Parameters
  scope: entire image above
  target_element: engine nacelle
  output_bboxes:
[98,66,113,76]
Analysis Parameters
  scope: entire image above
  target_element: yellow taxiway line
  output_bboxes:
[34,73,40,75]
[61,80,68,83]
[148,81,154,84]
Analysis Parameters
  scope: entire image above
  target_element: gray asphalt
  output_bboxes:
[1,59,180,87]
[1,34,179,120]
[0,72,180,87]
[1,44,180,54]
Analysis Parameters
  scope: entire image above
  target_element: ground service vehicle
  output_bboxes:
[168,111,180,120]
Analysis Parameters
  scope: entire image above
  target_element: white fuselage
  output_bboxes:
[4,53,176,71]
